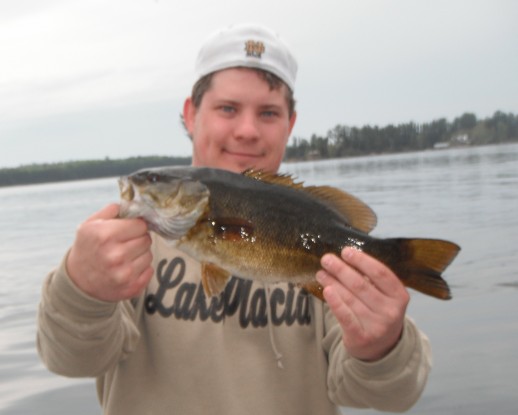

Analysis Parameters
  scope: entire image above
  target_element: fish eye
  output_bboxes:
[147,173,161,183]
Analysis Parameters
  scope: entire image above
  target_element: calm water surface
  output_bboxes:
[1,143,517,414]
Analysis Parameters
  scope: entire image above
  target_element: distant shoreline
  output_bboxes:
[2,110,517,187]
[2,141,517,188]
[0,156,191,188]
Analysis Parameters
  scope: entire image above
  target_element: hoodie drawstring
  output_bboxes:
[264,283,284,369]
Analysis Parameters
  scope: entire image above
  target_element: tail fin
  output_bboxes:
[389,238,460,300]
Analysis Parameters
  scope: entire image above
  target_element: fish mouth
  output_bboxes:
[119,177,135,202]
[118,177,138,220]
[117,172,211,240]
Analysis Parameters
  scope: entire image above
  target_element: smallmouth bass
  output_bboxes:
[118,166,460,300]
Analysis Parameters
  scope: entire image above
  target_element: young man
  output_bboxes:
[38,24,431,414]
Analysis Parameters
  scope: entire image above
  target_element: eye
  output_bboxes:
[260,108,281,120]
[147,173,161,183]
[220,105,236,114]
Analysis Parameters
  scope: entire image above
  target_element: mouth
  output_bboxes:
[118,177,135,201]
[223,149,264,159]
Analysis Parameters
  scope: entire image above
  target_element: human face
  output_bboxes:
[183,68,297,173]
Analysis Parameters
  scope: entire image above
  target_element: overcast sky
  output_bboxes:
[1,0,516,168]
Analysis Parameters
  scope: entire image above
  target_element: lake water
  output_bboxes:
[1,143,517,414]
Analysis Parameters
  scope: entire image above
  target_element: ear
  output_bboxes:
[288,111,297,135]
[183,97,196,137]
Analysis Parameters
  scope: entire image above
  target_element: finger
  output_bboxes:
[124,233,153,259]
[100,217,149,243]
[131,249,154,278]
[317,269,372,320]
[320,280,379,354]
[109,247,152,287]
[103,233,152,271]
[128,265,155,299]
[340,248,407,299]
[121,254,154,299]
[107,234,152,265]
[85,204,149,241]
[323,284,360,328]
[319,269,406,361]
[86,203,121,221]
[320,252,382,308]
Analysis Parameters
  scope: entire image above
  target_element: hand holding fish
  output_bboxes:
[317,247,409,361]
[66,203,154,302]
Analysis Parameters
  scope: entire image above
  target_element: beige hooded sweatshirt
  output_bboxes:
[37,235,431,415]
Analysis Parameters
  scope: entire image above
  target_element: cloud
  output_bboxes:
[1,0,517,167]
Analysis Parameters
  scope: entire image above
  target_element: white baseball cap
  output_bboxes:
[195,23,298,91]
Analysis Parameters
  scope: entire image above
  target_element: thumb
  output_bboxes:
[86,203,121,222]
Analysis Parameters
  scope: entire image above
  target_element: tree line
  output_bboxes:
[1,110,516,187]
[0,156,191,187]
[285,110,518,160]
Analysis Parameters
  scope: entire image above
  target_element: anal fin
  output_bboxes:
[301,280,325,301]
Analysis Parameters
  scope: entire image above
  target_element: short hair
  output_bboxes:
[181,68,296,139]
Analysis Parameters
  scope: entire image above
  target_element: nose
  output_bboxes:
[234,111,260,142]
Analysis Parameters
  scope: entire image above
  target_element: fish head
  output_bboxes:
[118,168,210,240]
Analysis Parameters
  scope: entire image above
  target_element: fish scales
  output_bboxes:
[176,168,366,283]
[119,166,461,300]
[178,171,333,284]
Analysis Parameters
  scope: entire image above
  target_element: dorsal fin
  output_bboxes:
[303,185,377,233]
[242,169,377,233]
[243,169,304,189]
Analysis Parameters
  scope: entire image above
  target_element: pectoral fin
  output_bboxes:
[201,262,232,297]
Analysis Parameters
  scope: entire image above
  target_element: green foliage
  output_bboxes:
[285,111,518,161]
[0,156,191,187]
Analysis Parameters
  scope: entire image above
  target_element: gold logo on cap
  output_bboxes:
[244,40,265,58]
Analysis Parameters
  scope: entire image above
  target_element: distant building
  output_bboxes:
[452,133,470,145]
[433,142,450,149]
[434,134,471,149]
